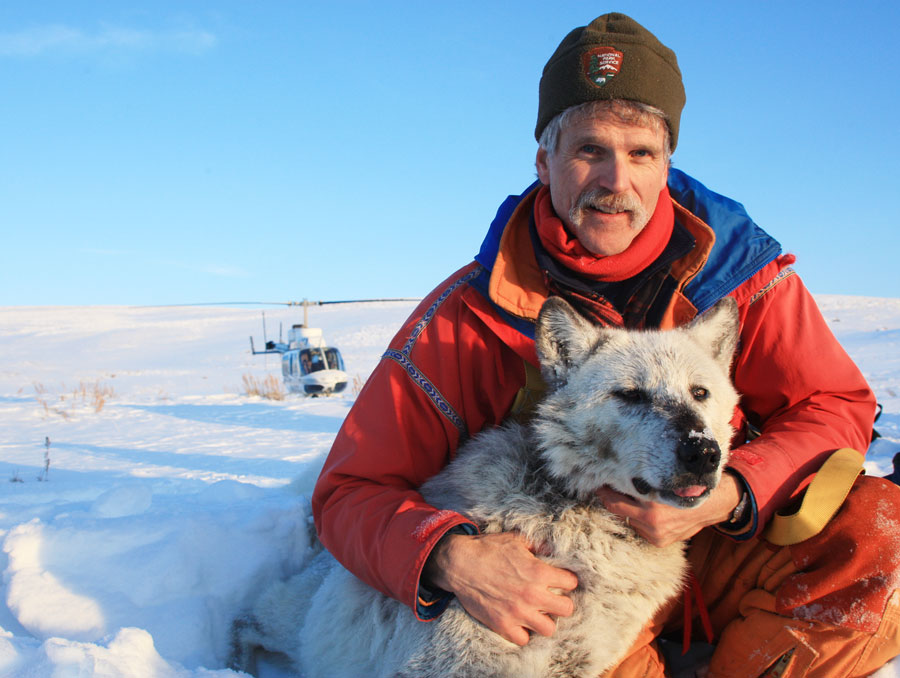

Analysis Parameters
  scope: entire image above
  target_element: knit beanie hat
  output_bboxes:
[536,13,686,149]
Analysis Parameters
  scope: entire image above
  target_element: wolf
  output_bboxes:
[231,296,741,678]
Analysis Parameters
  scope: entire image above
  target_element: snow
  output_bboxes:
[1,297,899,677]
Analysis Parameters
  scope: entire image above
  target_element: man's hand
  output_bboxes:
[423,531,578,646]
[595,473,742,547]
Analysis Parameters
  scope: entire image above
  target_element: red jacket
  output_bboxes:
[312,178,876,618]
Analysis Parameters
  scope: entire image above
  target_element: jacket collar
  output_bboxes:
[484,185,716,329]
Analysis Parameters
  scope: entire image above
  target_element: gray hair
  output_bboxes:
[538,99,673,162]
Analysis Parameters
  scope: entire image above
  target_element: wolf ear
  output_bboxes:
[686,297,740,372]
[535,297,602,389]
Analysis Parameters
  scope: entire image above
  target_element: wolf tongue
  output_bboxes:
[674,485,707,498]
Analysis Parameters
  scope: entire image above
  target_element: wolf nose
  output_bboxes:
[677,435,721,475]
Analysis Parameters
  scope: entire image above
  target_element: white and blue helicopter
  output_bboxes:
[249,298,416,396]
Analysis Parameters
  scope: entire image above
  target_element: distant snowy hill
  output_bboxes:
[0,297,898,677]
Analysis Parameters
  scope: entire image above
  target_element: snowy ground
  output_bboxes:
[1,297,898,677]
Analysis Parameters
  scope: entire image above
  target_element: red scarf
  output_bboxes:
[534,184,674,283]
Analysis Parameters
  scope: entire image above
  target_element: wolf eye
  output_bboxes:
[615,388,648,404]
[691,386,710,401]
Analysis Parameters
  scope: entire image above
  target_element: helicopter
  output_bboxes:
[249,298,417,396]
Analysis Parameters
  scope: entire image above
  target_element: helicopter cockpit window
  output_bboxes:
[298,349,318,374]
[324,348,345,371]
[297,347,344,374]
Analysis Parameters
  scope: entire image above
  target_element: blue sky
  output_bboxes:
[2,1,898,306]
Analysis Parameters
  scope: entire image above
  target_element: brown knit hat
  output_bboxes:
[535,13,686,149]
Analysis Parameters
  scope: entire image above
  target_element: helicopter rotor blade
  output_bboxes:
[134,298,420,309]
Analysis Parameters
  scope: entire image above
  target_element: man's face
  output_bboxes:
[535,112,669,257]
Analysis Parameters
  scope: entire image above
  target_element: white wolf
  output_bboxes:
[231,296,741,678]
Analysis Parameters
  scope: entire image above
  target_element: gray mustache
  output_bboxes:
[575,189,643,214]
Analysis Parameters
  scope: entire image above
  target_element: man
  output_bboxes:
[313,13,900,676]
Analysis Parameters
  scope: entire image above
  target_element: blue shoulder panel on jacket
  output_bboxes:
[475,180,539,270]
[667,168,782,314]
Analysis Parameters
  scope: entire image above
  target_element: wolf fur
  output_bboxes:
[231,296,741,678]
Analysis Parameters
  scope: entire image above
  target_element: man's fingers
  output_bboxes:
[516,536,579,594]
[544,589,576,618]
[499,612,561,646]
[544,564,579,593]
[596,485,642,512]
[526,610,558,638]
[498,624,531,647]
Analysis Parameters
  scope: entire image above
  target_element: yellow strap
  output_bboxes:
[508,360,547,421]
[763,448,865,546]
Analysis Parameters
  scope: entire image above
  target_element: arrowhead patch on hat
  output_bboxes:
[582,47,624,87]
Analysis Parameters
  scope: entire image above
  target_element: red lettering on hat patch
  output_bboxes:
[582,47,624,88]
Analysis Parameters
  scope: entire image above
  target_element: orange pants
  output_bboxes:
[607,476,900,677]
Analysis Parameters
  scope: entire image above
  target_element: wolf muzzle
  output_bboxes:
[677,435,721,476]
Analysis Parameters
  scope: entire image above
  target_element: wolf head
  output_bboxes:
[532,297,741,508]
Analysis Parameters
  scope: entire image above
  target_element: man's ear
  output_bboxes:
[535,146,551,185]
[535,297,602,390]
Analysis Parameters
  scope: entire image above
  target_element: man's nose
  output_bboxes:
[595,154,631,194]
